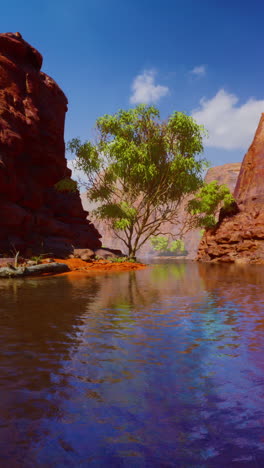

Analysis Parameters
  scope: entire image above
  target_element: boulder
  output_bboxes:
[94,248,125,259]
[73,248,95,261]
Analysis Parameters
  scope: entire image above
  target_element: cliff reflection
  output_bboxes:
[0,275,101,465]
[198,262,264,342]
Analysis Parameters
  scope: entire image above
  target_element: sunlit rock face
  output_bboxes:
[81,163,240,259]
[0,32,101,256]
[205,163,241,193]
[198,114,264,264]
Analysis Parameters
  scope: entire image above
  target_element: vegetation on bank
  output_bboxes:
[97,256,137,263]
[61,104,234,257]
[187,180,235,228]
[150,236,187,256]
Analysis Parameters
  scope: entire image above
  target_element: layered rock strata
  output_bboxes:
[197,114,264,263]
[0,32,101,256]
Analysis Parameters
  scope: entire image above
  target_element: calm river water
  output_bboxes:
[1,261,264,467]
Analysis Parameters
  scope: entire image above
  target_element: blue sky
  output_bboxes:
[1,0,264,170]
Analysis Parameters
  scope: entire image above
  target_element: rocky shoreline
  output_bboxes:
[0,255,146,278]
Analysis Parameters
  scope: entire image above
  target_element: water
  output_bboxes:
[1,261,264,467]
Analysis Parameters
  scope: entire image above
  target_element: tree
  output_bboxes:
[187,181,235,228]
[150,236,170,253]
[150,236,186,255]
[170,239,186,254]
[67,104,232,257]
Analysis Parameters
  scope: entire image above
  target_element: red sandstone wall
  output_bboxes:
[0,32,101,256]
[197,115,264,264]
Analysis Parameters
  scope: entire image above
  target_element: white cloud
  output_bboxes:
[67,159,87,187]
[130,70,169,104]
[190,65,206,77]
[191,89,264,150]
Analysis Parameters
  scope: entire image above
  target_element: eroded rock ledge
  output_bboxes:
[197,114,264,264]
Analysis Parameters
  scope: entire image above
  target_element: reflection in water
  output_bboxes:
[0,263,264,466]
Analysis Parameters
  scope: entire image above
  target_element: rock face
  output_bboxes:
[0,32,101,256]
[81,163,241,259]
[197,114,264,264]
[205,163,241,193]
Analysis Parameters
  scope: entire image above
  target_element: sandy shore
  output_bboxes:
[44,258,147,275]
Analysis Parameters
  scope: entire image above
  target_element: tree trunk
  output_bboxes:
[128,245,137,259]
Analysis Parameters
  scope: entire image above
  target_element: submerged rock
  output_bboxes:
[0,32,101,257]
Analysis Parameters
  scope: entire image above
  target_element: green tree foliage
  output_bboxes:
[150,236,170,252]
[150,236,185,255]
[54,177,78,193]
[187,181,235,228]
[67,104,232,256]
[170,239,186,253]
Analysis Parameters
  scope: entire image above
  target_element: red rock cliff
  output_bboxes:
[197,114,264,263]
[0,32,101,256]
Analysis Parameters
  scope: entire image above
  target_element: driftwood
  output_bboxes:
[0,262,70,278]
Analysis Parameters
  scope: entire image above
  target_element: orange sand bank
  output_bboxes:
[44,258,146,274]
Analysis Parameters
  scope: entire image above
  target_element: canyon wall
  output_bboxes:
[205,163,241,192]
[81,163,240,258]
[197,114,264,263]
[0,32,101,256]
